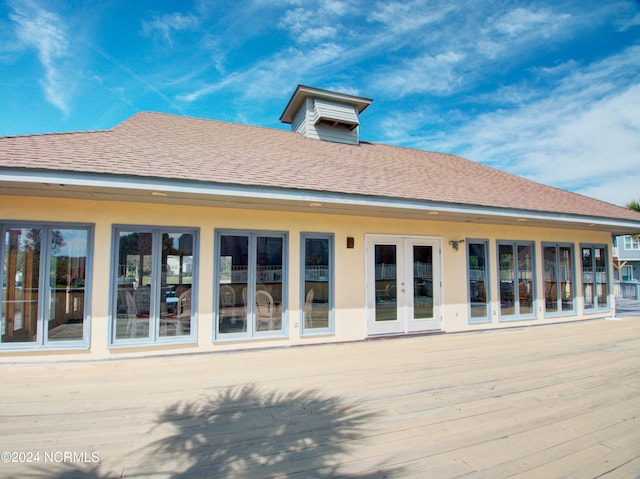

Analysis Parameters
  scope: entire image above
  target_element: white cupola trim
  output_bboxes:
[280,85,372,145]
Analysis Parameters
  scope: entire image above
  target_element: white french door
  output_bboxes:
[366,235,442,335]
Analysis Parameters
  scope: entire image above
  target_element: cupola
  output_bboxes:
[280,85,372,145]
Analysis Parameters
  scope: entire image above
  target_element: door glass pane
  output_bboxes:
[543,246,558,313]
[115,231,152,339]
[304,237,330,329]
[2,228,40,343]
[518,244,534,315]
[160,232,193,337]
[413,245,433,319]
[582,247,594,309]
[499,244,515,316]
[375,244,397,322]
[256,236,283,332]
[47,229,87,341]
[219,235,249,334]
[594,247,608,308]
[468,242,489,320]
[559,246,573,311]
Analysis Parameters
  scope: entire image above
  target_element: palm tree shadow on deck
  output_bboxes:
[148,383,403,478]
[39,384,404,478]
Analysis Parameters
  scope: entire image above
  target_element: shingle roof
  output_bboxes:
[1,111,640,223]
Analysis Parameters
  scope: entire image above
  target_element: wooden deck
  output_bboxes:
[1,317,640,478]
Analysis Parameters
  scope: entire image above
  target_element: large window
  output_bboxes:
[581,244,609,311]
[498,241,535,320]
[543,243,575,316]
[467,240,490,324]
[216,230,287,339]
[301,233,334,335]
[112,227,197,345]
[1,223,92,349]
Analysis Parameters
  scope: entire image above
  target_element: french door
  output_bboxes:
[366,235,442,335]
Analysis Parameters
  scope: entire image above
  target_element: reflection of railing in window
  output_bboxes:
[305,266,329,281]
[376,264,396,280]
[500,267,512,281]
[469,267,485,281]
[499,267,534,281]
[224,266,284,284]
[582,267,608,284]
[257,266,282,283]
[414,261,432,280]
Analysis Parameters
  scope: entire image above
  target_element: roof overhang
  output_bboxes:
[280,85,372,124]
[2,170,640,235]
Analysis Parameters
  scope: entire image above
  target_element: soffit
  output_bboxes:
[2,175,639,235]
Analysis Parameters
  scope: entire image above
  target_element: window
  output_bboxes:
[301,233,334,334]
[623,235,640,250]
[467,240,490,323]
[581,244,609,311]
[1,223,92,349]
[621,265,633,282]
[543,243,575,316]
[497,241,535,320]
[111,227,197,345]
[216,230,287,339]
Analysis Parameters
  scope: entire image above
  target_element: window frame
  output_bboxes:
[496,240,537,322]
[214,229,288,341]
[466,239,491,324]
[109,225,199,347]
[542,242,576,318]
[300,232,335,336]
[580,243,610,313]
[0,221,94,351]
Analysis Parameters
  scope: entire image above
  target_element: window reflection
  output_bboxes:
[498,241,535,319]
[1,225,90,347]
[582,246,608,310]
[468,241,489,322]
[114,229,196,342]
[375,244,397,322]
[303,236,332,331]
[47,229,88,341]
[217,232,286,337]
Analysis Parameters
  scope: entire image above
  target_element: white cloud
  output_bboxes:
[489,7,570,39]
[8,0,70,114]
[278,0,351,44]
[141,12,199,44]
[421,46,640,206]
[179,43,345,103]
[371,51,466,96]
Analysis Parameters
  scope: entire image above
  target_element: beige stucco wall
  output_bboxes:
[0,195,615,362]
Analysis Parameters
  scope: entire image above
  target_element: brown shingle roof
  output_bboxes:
[1,111,640,222]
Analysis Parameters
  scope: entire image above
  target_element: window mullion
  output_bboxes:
[247,233,257,335]
[39,226,50,346]
[150,230,163,341]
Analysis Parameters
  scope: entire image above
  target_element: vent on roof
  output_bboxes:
[280,85,372,145]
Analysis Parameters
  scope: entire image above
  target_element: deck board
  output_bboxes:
[1,318,639,478]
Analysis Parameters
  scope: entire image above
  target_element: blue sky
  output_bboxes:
[1,0,639,206]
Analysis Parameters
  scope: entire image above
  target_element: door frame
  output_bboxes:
[365,234,443,336]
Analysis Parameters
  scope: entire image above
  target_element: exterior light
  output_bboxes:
[449,239,465,251]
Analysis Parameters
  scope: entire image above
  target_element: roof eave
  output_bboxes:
[2,169,640,235]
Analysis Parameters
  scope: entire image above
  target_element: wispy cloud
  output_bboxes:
[419,44,640,205]
[179,43,345,103]
[8,0,70,114]
[141,12,199,45]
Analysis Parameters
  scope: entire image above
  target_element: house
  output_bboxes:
[613,234,640,299]
[2,85,640,361]
[613,235,640,282]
